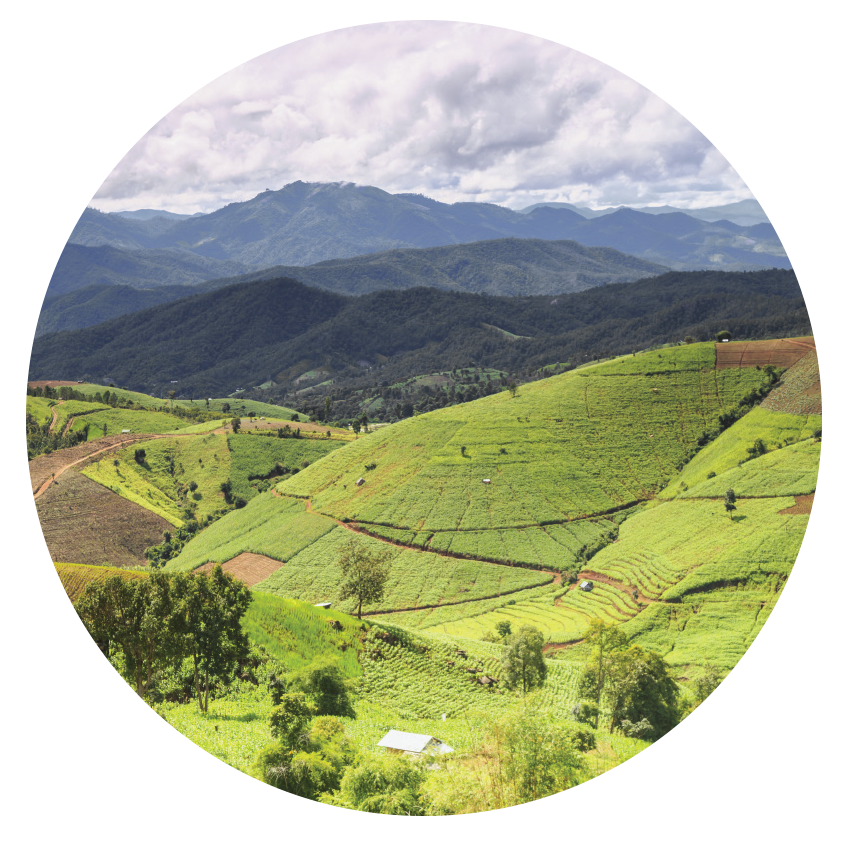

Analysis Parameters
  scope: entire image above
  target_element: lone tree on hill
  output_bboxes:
[501,625,547,694]
[724,488,737,520]
[507,379,519,398]
[338,539,392,620]
[578,618,627,729]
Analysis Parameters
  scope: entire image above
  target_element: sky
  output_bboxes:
[92,20,753,216]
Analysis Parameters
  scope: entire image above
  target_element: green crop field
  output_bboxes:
[53,399,110,431]
[55,562,148,603]
[661,407,822,497]
[179,398,306,420]
[227,434,343,499]
[254,526,552,614]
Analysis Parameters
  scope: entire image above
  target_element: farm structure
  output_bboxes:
[377,729,454,758]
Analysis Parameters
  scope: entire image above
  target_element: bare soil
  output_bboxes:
[29,433,160,496]
[778,494,814,515]
[35,469,168,567]
[715,337,815,369]
[194,553,284,586]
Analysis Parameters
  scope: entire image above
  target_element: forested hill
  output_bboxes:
[29,269,809,398]
[69,181,789,270]
[38,238,667,337]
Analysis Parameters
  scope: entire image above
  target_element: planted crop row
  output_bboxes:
[676,439,820,500]
[760,351,821,415]
[167,495,336,571]
[54,562,148,603]
[254,526,552,614]
[662,406,822,496]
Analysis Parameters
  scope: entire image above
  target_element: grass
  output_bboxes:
[82,456,185,526]
[26,395,55,425]
[70,408,187,440]
[181,398,307,420]
[242,592,366,677]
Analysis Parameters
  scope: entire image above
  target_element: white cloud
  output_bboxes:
[92,20,751,214]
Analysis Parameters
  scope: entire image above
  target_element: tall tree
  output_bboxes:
[75,572,179,698]
[501,625,547,694]
[337,539,392,620]
[725,487,737,520]
[169,565,252,712]
[577,618,628,729]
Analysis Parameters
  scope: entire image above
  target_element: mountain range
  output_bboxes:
[29,269,808,399]
[72,181,787,270]
[37,238,667,336]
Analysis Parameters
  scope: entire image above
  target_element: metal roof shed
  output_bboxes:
[377,729,454,757]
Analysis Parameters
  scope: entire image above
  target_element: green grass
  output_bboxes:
[661,407,822,497]
[82,456,185,526]
[171,419,227,434]
[182,398,306,420]
[69,384,171,408]
[675,438,820,499]
[242,592,366,677]
[26,395,55,425]
[71,408,187,440]
[53,399,110,430]
[227,435,343,500]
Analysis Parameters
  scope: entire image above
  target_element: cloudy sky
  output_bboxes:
[92,20,752,215]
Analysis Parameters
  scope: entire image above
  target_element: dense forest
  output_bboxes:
[30,269,810,413]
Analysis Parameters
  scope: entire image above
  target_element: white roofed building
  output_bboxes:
[377,729,454,759]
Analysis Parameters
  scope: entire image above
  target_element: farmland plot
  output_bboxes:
[254,526,552,614]
[167,495,336,571]
[662,407,822,496]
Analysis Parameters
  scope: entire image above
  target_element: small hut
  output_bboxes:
[482,479,491,484]
[355,477,365,486]
[377,730,454,759]
[579,580,594,592]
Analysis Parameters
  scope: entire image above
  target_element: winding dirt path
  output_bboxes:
[47,400,64,433]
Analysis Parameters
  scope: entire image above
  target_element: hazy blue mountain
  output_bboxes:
[66,182,787,270]
[113,209,204,221]
[45,244,253,298]
[517,198,770,227]
[38,237,667,336]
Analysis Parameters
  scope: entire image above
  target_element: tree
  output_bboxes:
[287,658,355,717]
[577,618,628,729]
[716,330,732,342]
[725,487,737,520]
[324,396,332,422]
[169,565,252,712]
[337,539,391,620]
[75,572,180,698]
[351,418,361,436]
[507,379,519,398]
[495,620,512,639]
[230,416,241,433]
[360,413,369,433]
[501,625,546,694]
[694,662,723,705]
[422,703,584,813]
[603,645,680,738]
[684,335,695,344]
[327,753,427,815]
[134,448,146,464]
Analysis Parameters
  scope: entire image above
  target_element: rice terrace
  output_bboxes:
[27,328,821,813]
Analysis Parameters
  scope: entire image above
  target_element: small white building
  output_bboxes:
[377,730,454,759]
[579,580,594,592]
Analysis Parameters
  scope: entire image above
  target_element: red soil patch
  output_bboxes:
[194,553,284,586]
[28,380,82,389]
[715,337,815,369]
[778,494,814,515]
